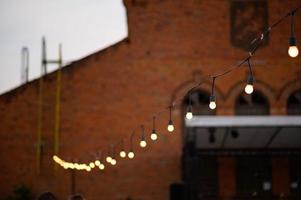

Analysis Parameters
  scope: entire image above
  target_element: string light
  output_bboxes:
[95,160,100,166]
[128,130,135,159]
[51,4,301,173]
[150,116,158,141]
[120,150,126,158]
[111,158,117,165]
[288,12,299,58]
[106,156,112,163]
[185,93,193,120]
[86,166,91,172]
[128,151,135,159]
[119,139,127,158]
[139,125,147,147]
[167,106,174,132]
[106,146,113,163]
[99,163,105,170]
[209,77,217,110]
[89,162,95,168]
[245,59,254,94]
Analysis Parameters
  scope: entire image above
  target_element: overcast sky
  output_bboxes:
[0,0,127,94]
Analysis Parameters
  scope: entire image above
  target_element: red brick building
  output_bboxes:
[1,1,301,200]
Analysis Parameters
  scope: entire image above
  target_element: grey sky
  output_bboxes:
[0,0,127,94]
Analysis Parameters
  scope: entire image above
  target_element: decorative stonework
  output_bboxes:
[230,0,269,51]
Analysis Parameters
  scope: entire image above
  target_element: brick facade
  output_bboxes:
[0,0,301,199]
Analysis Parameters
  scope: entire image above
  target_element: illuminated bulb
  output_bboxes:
[128,151,134,159]
[95,160,100,166]
[86,166,91,172]
[209,95,216,110]
[79,164,86,170]
[185,105,193,120]
[288,37,298,58]
[99,164,105,170]
[150,130,158,141]
[69,163,75,169]
[111,159,117,165]
[120,150,126,158]
[245,84,254,94]
[53,155,59,162]
[63,163,69,169]
[140,140,147,148]
[288,46,299,57]
[167,120,174,132]
[245,74,254,94]
[74,163,80,170]
[89,162,95,168]
[106,156,112,163]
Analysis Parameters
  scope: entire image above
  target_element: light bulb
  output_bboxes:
[288,46,299,57]
[69,163,75,169]
[86,166,91,172]
[99,163,105,170]
[106,156,112,163]
[245,74,254,94]
[95,160,100,166]
[63,163,69,169]
[151,132,158,141]
[209,95,216,110]
[245,84,254,94]
[89,162,95,168]
[74,163,80,170]
[186,111,193,120]
[120,150,126,158]
[140,140,147,147]
[288,37,298,58]
[80,164,87,170]
[111,159,117,165]
[128,151,134,159]
[167,120,174,132]
[186,105,193,120]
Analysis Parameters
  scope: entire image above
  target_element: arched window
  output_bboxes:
[287,89,301,115]
[235,90,269,115]
[183,89,215,115]
[182,90,218,198]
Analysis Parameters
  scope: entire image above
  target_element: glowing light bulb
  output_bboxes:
[63,163,69,169]
[89,162,95,168]
[186,105,193,120]
[209,95,216,110]
[86,166,91,172]
[74,163,80,170]
[245,84,254,94]
[151,131,158,141]
[245,74,254,94]
[186,111,193,120]
[95,160,100,166]
[288,37,299,57]
[99,164,105,170]
[111,159,117,165]
[167,120,174,132]
[106,156,112,163]
[140,140,147,147]
[120,150,126,158]
[69,163,75,169]
[128,151,134,159]
[288,46,299,57]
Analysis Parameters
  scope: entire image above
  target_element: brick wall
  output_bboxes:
[1,0,301,199]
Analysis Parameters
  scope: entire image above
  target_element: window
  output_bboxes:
[287,89,301,115]
[235,90,269,115]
